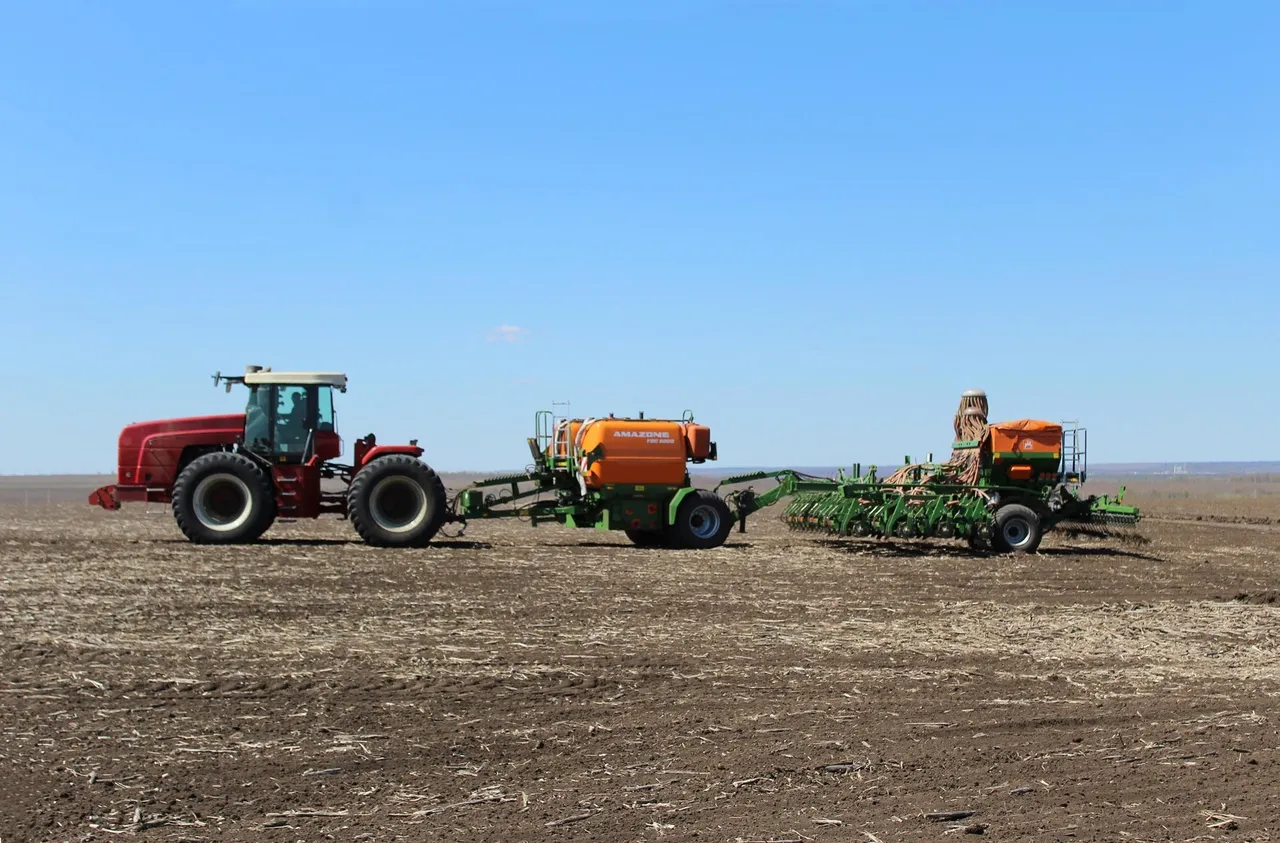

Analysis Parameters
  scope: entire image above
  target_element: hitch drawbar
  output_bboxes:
[88,485,120,510]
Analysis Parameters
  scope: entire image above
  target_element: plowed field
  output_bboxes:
[3,485,1279,842]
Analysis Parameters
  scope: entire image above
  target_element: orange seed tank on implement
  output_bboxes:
[552,417,714,489]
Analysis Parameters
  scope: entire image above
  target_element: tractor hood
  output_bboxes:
[114,414,246,487]
[119,414,247,446]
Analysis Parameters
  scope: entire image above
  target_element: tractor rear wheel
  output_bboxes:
[992,503,1043,554]
[348,455,447,548]
[172,452,276,544]
[668,490,733,550]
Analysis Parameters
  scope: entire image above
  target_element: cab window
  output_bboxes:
[244,386,273,454]
[274,385,311,457]
[316,386,335,431]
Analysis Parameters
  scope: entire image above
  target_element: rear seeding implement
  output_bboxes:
[89,366,449,547]
[452,409,735,549]
[716,389,1141,554]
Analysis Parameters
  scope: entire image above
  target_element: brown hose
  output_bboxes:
[884,389,989,489]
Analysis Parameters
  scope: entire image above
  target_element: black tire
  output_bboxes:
[625,528,668,548]
[348,455,447,548]
[669,490,733,550]
[172,452,276,544]
[992,503,1043,554]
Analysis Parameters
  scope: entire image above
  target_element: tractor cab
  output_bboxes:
[217,367,347,464]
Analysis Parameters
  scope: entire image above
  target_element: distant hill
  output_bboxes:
[1083,461,1280,476]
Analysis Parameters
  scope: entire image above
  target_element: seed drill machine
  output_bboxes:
[714,389,1141,554]
[89,368,1138,555]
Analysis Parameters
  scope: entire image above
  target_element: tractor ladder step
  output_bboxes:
[274,471,305,516]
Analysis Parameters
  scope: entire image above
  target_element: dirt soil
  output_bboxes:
[3,489,1280,842]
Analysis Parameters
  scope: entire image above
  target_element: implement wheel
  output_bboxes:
[992,503,1043,554]
[172,452,276,544]
[348,455,447,547]
[669,490,733,550]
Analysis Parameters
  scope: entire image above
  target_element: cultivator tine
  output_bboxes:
[782,493,867,537]
[1059,509,1148,545]
[1094,512,1142,527]
[782,499,800,529]
[831,499,861,536]
[815,498,841,533]
[785,494,830,533]
[1060,521,1149,545]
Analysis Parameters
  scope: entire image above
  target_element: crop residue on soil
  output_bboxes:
[3,499,1280,842]
[1223,590,1280,606]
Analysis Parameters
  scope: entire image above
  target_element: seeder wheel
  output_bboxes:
[992,503,1043,554]
[668,490,733,550]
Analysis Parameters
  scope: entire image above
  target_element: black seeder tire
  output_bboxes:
[172,452,277,544]
[992,503,1043,554]
[668,490,733,550]
[348,455,448,548]
[625,528,669,548]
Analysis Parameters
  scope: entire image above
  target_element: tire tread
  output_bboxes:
[171,451,276,544]
[348,455,447,548]
[669,489,733,550]
[993,502,1043,554]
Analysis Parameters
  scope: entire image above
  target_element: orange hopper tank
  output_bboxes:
[551,417,712,489]
[988,419,1063,458]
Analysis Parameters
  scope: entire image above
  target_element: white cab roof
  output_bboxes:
[243,371,348,390]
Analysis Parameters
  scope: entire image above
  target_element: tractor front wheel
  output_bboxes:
[348,456,447,548]
[668,490,733,550]
[992,503,1043,554]
[172,452,276,544]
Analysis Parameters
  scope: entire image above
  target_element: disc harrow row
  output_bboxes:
[780,488,990,540]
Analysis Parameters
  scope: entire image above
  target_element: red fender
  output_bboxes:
[356,444,425,470]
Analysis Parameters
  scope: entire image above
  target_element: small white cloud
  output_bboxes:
[487,324,529,343]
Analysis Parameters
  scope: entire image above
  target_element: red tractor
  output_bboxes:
[89,366,450,547]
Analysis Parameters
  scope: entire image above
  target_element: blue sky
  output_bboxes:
[2,0,1277,474]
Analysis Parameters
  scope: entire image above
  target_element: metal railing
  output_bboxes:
[1060,420,1088,484]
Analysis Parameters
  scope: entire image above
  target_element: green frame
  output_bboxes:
[456,410,706,535]
[715,453,1140,546]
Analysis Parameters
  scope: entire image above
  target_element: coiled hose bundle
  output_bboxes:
[883,389,989,488]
